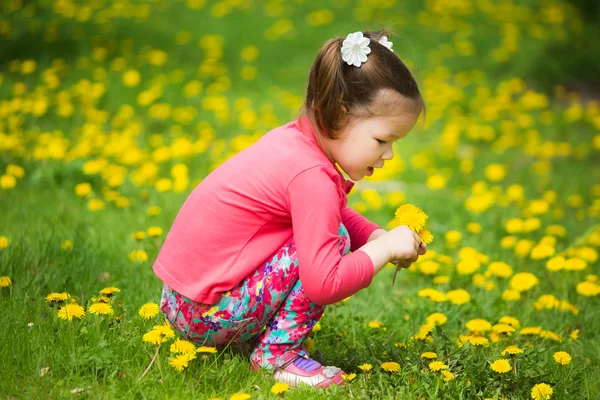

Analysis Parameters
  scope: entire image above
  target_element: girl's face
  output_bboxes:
[323,111,419,181]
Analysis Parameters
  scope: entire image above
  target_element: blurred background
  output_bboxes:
[1,0,599,192]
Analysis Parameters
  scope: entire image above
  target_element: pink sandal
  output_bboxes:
[250,350,346,388]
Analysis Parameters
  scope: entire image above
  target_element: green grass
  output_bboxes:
[1,0,600,399]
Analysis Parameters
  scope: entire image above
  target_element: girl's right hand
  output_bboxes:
[381,225,424,268]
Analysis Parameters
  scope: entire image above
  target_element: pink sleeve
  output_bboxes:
[340,207,382,252]
[286,167,375,305]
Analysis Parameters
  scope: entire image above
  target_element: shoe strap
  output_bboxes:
[273,350,302,370]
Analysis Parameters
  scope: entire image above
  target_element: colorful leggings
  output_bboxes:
[160,224,351,370]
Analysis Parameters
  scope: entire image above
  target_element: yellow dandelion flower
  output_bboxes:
[498,316,520,328]
[456,259,480,275]
[485,164,506,182]
[530,244,555,260]
[502,289,521,301]
[564,257,587,271]
[441,370,455,381]
[87,199,104,211]
[358,363,372,372]
[304,337,315,352]
[142,329,168,345]
[132,231,147,240]
[341,373,356,381]
[197,346,218,354]
[394,204,428,233]
[170,339,196,354]
[1,174,17,189]
[468,336,489,346]
[490,359,511,373]
[428,361,448,371]
[46,292,69,303]
[168,353,196,372]
[467,222,481,234]
[520,326,543,335]
[0,236,10,249]
[129,250,148,263]
[492,324,516,334]
[57,304,85,320]
[510,272,539,292]
[505,218,524,233]
[229,393,251,400]
[421,352,437,359]
[147,226,163,237]
[75,182,92,197]
[487,261,513,278]
[6,164,25,178]
[0,276,13,287]
[446,289,471,305]
[122,69,141,87]
[569,329,579,340]
[139,303,160,319]
[368,320,383,328]
[502,345,524,355]
[95,296,111,303]
[426,174,446,190]
[381,361,400,372]
[152,323,175,339]
[576,281,599,297]
[426,312,447,326]
[419,229,434,244]
[546,256,565,271]
[531,383,553,400]
[61,240,73,250]
[88,302,114,316]
[445,230,462,247]
[553,351,571,365]
[147,205,161,216]
[99,287,120,296]
[271,382,289,394]
[466,319,492,332]
[500,235,517,249]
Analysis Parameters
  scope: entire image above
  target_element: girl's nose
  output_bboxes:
[381,147,394,160]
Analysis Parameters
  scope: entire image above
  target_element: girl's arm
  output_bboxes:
[367,228,387,242]
[340,206,382,251]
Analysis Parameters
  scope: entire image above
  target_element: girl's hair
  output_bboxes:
[300,28,425,140]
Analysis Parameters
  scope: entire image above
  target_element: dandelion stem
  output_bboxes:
[139,343,161,381]
[392,266,400,286]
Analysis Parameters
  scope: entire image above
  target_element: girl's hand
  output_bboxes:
[390,236,427,286]
[390,242,427,268]
[380,225,422,265]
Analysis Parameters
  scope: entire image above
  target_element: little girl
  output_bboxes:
[153,29,427,388]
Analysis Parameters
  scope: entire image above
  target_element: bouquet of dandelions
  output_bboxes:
[389,204,434,285]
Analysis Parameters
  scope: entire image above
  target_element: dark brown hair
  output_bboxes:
[300,28,425,140]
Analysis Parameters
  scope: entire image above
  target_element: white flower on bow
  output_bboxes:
[379,36,393,52]
[341,31,371,67]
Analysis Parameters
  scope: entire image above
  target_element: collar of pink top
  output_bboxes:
[297,115,355,195]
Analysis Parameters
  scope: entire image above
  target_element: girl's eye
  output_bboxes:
[376,139,387,144]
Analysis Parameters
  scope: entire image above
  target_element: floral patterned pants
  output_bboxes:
[160,224,351,370]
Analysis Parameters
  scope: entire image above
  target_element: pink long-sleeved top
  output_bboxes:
[152,115,381,306]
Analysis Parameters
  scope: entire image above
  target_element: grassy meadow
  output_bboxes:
[1,0,599,399]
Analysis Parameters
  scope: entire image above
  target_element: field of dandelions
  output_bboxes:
[1,0,599,399]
